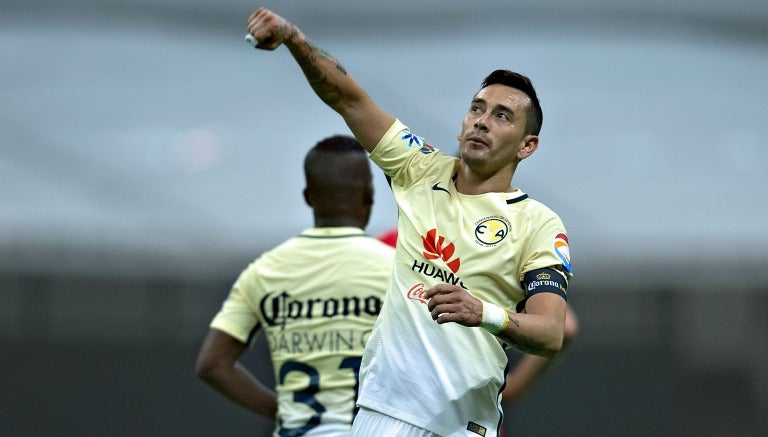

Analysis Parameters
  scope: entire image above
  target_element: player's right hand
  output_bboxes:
[246,7,292,51]
[425,284,484,328]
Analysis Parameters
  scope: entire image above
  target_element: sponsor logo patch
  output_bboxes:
[418,143,437,154]
[554,233,572,274]
[422,228,460,273]
[467,421,487,436]
[431,182,450,195]
[400,131,424,148]
[474,216,510,247]
[400,130,437,154]
[407,230,467,296]
[258,291,382,328]
[406,283,428,304]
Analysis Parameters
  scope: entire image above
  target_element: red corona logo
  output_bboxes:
[422,228,461,273]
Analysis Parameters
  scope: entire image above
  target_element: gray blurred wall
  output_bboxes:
[1,1,767,436]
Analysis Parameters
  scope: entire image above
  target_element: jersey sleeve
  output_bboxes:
[369,119,445,188]
[209,267,261,344]
[520,213,573,280]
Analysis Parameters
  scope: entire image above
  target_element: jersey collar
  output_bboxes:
[505,190,529,204]
[300,227,367,238]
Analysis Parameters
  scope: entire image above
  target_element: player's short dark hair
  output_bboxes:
[304,135,370,186]
[309,135,366,156]
[480,70,543,136]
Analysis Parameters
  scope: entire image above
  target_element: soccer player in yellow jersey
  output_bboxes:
[195,135,395,436]
[377,228,580,409]
[246,8,573,436]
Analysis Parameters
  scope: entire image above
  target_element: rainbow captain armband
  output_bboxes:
[479,301,509,335]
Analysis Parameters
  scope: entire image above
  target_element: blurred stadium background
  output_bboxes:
[2,0,767,435]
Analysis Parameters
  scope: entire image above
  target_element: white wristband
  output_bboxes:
[480,301,509,335]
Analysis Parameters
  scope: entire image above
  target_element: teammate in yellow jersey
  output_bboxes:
[246,8,574,436]
[195,135,395,436]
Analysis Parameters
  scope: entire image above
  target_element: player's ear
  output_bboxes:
[364,185,374,207]
[303,187,313,207]
[517,135,538,160]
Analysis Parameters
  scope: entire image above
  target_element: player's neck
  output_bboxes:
[314,216,367,229]
[455,164,516,195]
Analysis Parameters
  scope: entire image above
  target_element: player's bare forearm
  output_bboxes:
[246,7,394,150]
[196,329,278,418]
[286,32,350,111]
[246,8,347,107]
[499,294,566,356]
[201,362,278,418]
[499,311,563,357]
[425,285,565,357]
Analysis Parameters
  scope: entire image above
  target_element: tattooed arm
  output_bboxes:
[246,7,395,151]
[425,284,567,357]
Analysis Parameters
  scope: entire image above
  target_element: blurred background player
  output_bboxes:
[502,306,578,404]
[195,135,395,436]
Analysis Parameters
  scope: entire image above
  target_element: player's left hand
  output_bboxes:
[246,7,292,51]
[425,284,483,327]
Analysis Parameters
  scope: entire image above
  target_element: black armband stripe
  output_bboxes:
[516,268,568,312]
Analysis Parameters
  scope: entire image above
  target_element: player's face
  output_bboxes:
[458,84,537,173]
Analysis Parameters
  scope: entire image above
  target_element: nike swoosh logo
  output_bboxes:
[432,182,451,196]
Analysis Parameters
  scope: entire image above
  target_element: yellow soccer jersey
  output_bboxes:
[357,120,572,437]
[210,227,394,437]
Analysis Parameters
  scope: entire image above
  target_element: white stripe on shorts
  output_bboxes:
[351,407,440,437]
